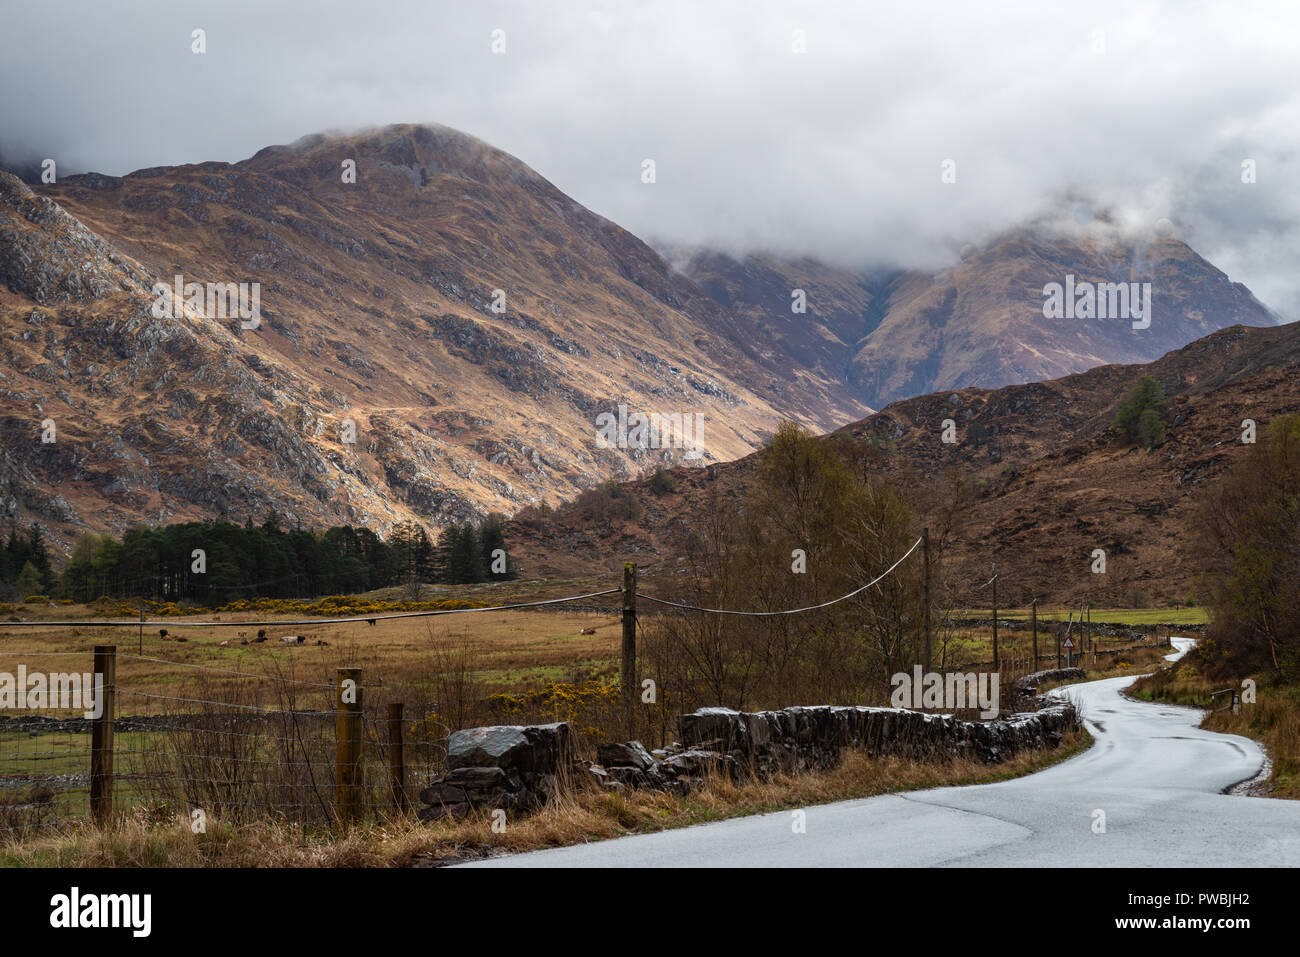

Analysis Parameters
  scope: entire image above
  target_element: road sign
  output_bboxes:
[1063,638,1074,649]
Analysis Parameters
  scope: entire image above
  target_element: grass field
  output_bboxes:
[0,588,1195,855]
[965,606,1208,626]
[1,591,1194,704]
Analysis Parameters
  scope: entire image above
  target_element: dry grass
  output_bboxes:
[0,726,1091,868]
[0,605,624,702]
[0,596,1185,705]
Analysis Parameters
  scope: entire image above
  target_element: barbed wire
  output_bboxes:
[635,537,922,616]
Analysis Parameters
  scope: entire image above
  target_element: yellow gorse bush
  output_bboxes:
[83,594,487,618]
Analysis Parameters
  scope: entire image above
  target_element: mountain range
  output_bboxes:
[0,123,1281,558]
[511,320,1300,605]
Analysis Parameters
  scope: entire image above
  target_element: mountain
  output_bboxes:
[506,319,1300,606]
[674,224,1278,410]
[0,124,868,551]
[0,122,1282,560]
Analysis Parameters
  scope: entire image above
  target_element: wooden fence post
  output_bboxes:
[335,668,363,827]
[388,701,406,815]
[90,645,116,825]
[922,528,932,673]
[1031,598,1038,668]
[622,563,637,737]
[991,564,998,669]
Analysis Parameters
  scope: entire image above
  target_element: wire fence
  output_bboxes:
[0,647,460,839]
[1,539,1161,840]
[0,578,635,840]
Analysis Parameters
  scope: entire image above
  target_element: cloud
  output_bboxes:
[2,0,1298,316]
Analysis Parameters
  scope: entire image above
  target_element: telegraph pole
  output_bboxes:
[922,528,931,672]
[991,563,998,669]
[622,562,637,737]
[1031,595,1038,667]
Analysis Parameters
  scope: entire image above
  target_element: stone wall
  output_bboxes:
[673,702,1078,778]
[419,722,577,821]
[416,701,1079,820]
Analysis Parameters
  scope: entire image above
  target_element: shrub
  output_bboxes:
[648,468,676,496]
[1114,375,1169,448]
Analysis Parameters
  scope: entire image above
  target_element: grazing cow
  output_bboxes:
[158,629,169,640]
[219,640,230,647]
[315,639,329,647]
[579,628,596,635]
[280,635,306,645]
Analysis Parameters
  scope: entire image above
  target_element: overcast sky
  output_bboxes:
[2,0,1297,317]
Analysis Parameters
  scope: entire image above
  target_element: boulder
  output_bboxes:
[597,740,657,771]
[446,721,577,775]
[678,707,748,752]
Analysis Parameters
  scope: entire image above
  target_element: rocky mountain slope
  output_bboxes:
[0,124,869,552]
[0,122,1283,563]
[676,224,1278,410]
[507,320,1300,606]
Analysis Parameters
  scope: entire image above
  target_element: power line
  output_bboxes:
[0,588,622,628]
[635,537,922,616]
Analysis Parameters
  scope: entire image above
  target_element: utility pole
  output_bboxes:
[991,563,998,670]
[1031,596,1038,667]
[622,562,637,737]
[922,528,931,673]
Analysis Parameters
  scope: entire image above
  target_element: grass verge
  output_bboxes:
[1,727,1092,868]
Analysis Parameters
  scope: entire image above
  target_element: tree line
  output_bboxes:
[0,515,514,604]
[0,527,58,600]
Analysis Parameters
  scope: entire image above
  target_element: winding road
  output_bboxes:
[464,639,1300,867]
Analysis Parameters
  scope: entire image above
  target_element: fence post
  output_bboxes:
[90,644,116,824]
[1055,621,1062,670]
[1031,598,1038,667]
[991,564,998,669]
[334,667,363,828]
[622,562,637,737]
[922,528,932,673]
[388,701,406,815]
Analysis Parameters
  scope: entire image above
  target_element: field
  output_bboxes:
[0,585,1188,860]
[960,606,1208,626]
